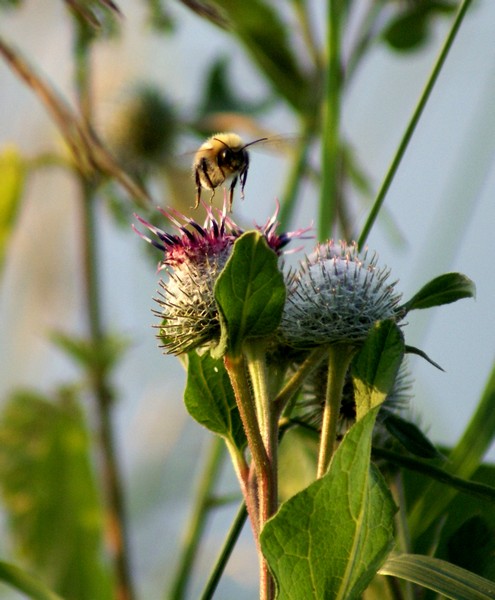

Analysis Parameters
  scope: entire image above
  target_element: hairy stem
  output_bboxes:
[224,352,275,600]
[317,345,354,478]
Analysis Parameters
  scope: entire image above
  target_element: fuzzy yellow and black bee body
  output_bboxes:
[193,132,267,211]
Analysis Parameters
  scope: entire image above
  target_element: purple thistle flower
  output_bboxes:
[135,199,307,355]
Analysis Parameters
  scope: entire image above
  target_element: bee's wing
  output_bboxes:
[248,133,302,154]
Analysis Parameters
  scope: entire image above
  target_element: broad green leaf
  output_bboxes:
[184,351,246,450]
[0,561,64,600]
[379,553,495,600]
[0,389,113,600]
[214,231,286,356]
[0,145,25,276]
[261,408,397,600]
[352,320,405,421]
[209,0,311,113]
[409,362,495,537]
[402,272,475,313]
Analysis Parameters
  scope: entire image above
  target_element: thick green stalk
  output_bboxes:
[318,0,343,240]
[358,0,474,248]
[316,345,354,478]
[244,341,278,532]
[278,120,314,230]
[223,354,268,534]
[223,352,275,600]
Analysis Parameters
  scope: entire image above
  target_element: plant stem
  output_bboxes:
[74,23,134,600]
[224,352,275,600]
[357,0,474,249]
[244,342,278,600]
[274,346,329,418]
[319,0,343,240]
[169,435,225,600]
[316,345,354,478]
[278,120,314,230]
[200,502,248,600]
[224,354,267,535]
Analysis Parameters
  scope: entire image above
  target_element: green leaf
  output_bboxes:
[184,351,246,450]
[214,231,286,356]
[0,145,25,276]
[261,408,397,600]
[447,516,495,580]
[0,388,113,600]
[402,272,475,312]
[0,561,64,600]
[379,412,441,459]
[208,0,311,113]
[50,330,129,373]
[405,344,444,371]
[197,55,271,117]
[352,320,405,421]
[379,553,495,600]
[382,1,456,52]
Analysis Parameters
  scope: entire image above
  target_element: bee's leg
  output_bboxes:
[228,175,238,211]
[194,158,216,208]
[239,163,249,200]
[209,188,216,205]
[194,167,202,209]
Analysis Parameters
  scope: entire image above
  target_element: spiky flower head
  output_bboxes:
[135,200,305,355]
[281,240,402,348]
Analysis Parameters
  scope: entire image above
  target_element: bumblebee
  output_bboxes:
[192,132,267,211]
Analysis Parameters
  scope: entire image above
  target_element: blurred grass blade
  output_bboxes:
[207,0,311,113]
[64,0,122,28]
[358,0,474,248]
[379,553,495,599]
[0,389,113,600]
[0,36,150,207]
[0,561,64,600]
[0,145,25,277]
[178,0,228,28]
[409,362,495,537]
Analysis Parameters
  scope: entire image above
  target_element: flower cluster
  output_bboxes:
[134,201,303,354]
[135,203,402,354]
